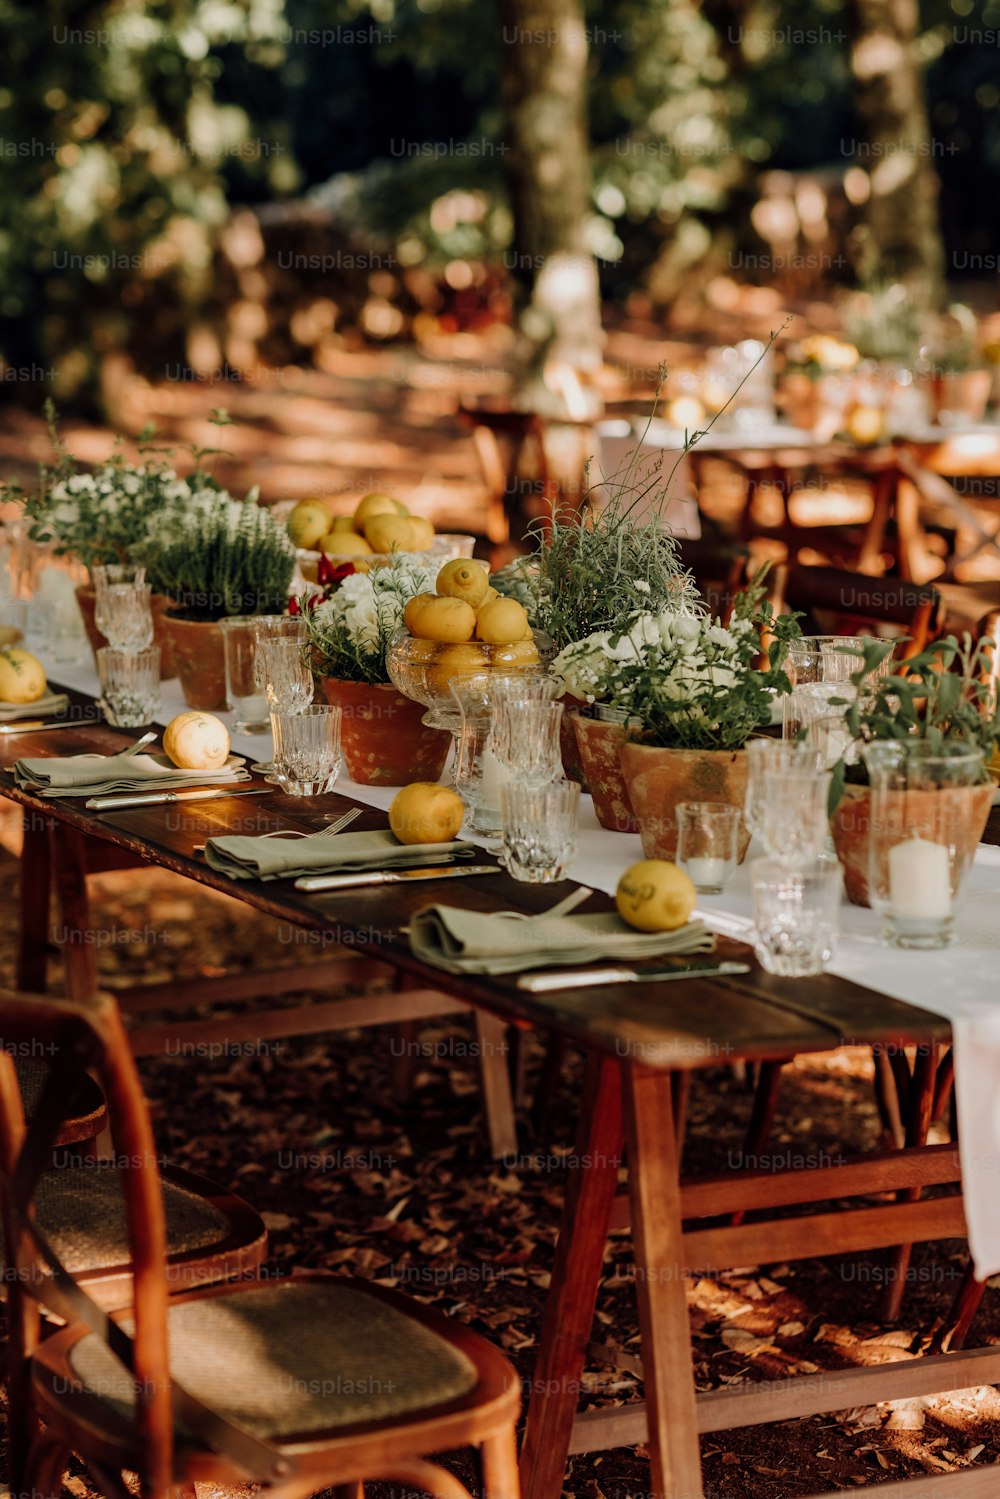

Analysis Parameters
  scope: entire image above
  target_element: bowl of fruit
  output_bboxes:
[386,559,551,730]
[284,493,472,583]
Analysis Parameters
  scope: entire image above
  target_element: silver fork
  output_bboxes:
[193,804,362,853]
[118,730,158,756]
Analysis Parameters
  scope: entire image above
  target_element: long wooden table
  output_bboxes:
[5,703,999,1499]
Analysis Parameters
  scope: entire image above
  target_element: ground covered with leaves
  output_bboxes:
[2,850,1000,1497]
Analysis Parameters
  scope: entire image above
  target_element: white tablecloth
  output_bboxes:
[47,653,1000,1275]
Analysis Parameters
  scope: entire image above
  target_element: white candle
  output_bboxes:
[478,746,504,813]
[683,856,731,890]
[888,836,952,920]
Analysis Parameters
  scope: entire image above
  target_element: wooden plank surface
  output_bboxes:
[0,689,956,1068]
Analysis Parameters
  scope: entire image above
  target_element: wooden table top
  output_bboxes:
[0,691,957,1070]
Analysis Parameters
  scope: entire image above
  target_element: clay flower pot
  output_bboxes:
[318,677,451,785]
[76,586,178,678]
[558,694,589,788]
[160,613,227,710]
[618,741,750,863]
[571,711,639,834]
[831,781,995,908]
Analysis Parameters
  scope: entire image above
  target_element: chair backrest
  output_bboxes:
[674,538,750,622]
[0,986,174,1491]
[767,562,944,657]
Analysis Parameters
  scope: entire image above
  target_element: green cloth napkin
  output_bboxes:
[0,691,70,723]
[408,904,715,976]
[203,827,479,881]
[14,751,249,798]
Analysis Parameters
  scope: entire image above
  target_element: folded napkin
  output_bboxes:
[203,827,478,882]
[14,751,248,798]
[0,692,70,723]
[409,903,714,976]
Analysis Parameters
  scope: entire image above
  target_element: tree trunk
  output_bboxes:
[849,0,945,311]
[499,0,604,411]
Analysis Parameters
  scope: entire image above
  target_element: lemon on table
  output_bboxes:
[437,558,489,609]
[615,860,696,933]
[286,499,332,549]
[364,513,416,553]
[389,782,464,845]
[163,712,231,771]
[403,592,438,634]
[407,516,436,551]
[0,647,46,703]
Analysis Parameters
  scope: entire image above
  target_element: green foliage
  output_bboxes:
[299,555,437,685]
[140,495,296,621]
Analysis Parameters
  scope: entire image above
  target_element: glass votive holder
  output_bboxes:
[271,705,342,796]
[97,646,161,727]
[220,616,271,734]
[675,802,741,893]
[101,582,154,651]
[751,857,842,977]
[500,780,580,884]
[863,740,986,949]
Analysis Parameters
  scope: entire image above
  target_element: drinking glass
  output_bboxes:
[97,646,161,727]
[785,635,870,688]
[100,583,154,652]
[271,705,342,796]
[255,631,312,712]
[93,564,146,638]
[500,780,580,883]
[751,858,842,976]
[220,617,271,734]
[675,802,741,893]
[863,741,986,950]
[493,699,564,788]
[788,682,863,771]
[745,738,830,863]
[451,675,502,835]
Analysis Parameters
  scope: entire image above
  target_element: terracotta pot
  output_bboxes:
[160,614,227,710]
[618,741,750,862]
[831,781,994,908]
[318,677,451,786]
[558,694,589,789]
[571,712,639,833]
[76,586,178,678]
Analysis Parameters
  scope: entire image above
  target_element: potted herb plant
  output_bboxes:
[829,635,1000,906]
[300,555,452,784]
[140,494,296,710]
[551,578,798,852]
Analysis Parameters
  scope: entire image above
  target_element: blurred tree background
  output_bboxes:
[2,0,999,405]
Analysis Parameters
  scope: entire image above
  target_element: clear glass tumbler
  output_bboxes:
[500,780,580,883]
[220,616,271,734]
[675,802,741,893]
[101,582,154,652]
[493,699,564,788]
[450,674,501,835]
[745,738,830,863]
[270,704,343,796]
[93,564,146,638]
[751,857,842,976]
[97,646,161,727]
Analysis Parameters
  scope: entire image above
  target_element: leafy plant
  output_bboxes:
[299,556,437,685]
[828,634,1000,808]
[140,493,295,622]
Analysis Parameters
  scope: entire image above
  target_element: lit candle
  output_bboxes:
[682,856,731,891]
[887,836,952,920]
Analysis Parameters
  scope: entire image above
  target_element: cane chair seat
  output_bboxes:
[16,1056,106,1145]
[66,1280,478,1440]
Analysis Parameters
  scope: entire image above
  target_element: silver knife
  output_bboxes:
[0,719,96,736]
[85,787,270,811]
[296,864,502,892]
[517,960,751,993]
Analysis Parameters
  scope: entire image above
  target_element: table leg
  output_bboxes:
[622,1062,704,1499]
[519,1052,624,1499]
[881,1043,939,1322]
[18,813,53,992]
[50,825,100,1003]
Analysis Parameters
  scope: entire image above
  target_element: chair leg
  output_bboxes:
[50,824,100,1003]
[24,1429,70,1499]
[872,1044,906,1149]
[530,1035,567,1139]
[331,1486,364,1499]
[880,1044,938,1322]
[482,1424,521,1499]
[476,1011,518,1160]
[730,1059,784,1226]
[935,1263,988,1352]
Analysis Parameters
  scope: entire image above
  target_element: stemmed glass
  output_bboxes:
[255,631,313,783]
[93,564,146,640]
[492,699,564,788]
[101,583,154,651]
[745,738,831,865]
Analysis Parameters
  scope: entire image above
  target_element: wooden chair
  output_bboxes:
[19,817,518,1159]
[766,561,944,656]
[0,985,522,1499]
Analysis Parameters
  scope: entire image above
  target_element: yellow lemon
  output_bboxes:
[389,782,464,845]
[615,860,696,933]
[331,515,355,533]
[319,531,372,557]
[403,591,437,635]
[481,586,500,607]
[0,647,45,703]
[491,640,540,669]
[846,404,886,446]
[475,597,529,645]
[409,595,476,644]
[406,516,436,550]
[353,492,403,533]
[162,711,230,771]
[287,499,332,549]
[364,513,416,553]
[427,641,490,695]
[437,558,490,608]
